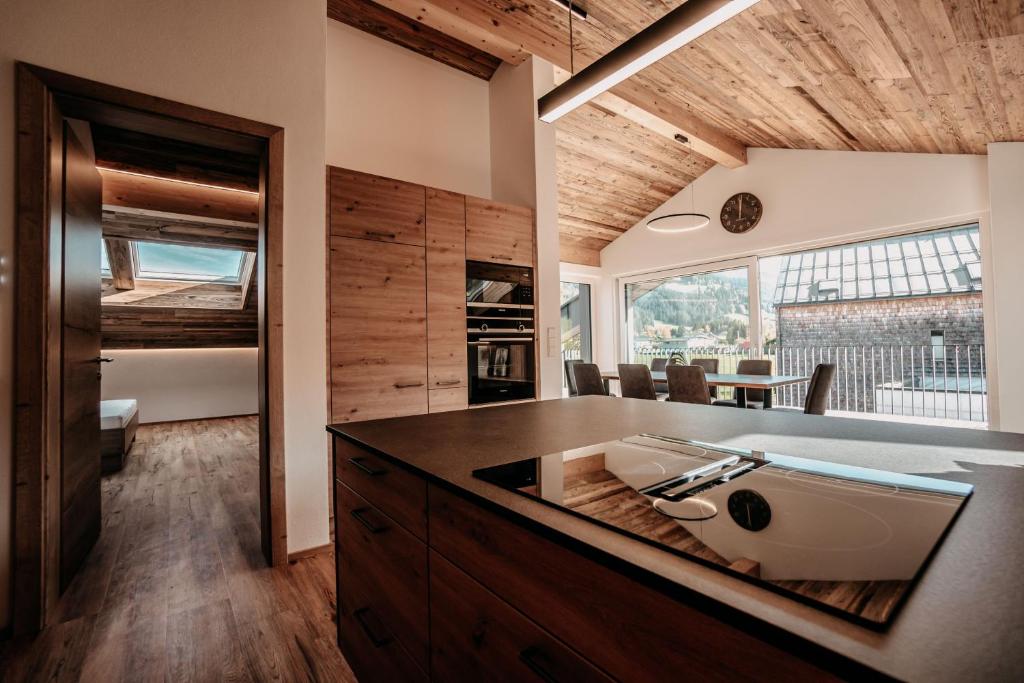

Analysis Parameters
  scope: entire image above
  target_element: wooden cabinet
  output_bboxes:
[328,236,427,423]
[326,166,535,424]
[425,188,466,391]
[430,551,612,683]
[329,168,425,246]
[336,482,429,672]
[332,436,838,683]
[466,196,534,266]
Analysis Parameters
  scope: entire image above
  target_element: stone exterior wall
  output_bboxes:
[774,293,985,413]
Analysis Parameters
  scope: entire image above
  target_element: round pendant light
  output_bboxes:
[647,136,710,234]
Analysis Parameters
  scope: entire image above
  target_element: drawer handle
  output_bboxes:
[365,230,397,239]
[350,507,387,534]
[394,381,425,389]
[348,457,386,477]
[519,646,560,683]
[353,607,392,648]
[436,379,462,386]
[491,255,514,261]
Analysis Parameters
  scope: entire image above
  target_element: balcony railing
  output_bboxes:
[624,343,988,424]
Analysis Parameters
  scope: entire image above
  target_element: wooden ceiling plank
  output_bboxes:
[102,209,258,252]
[105,238,135,291]
[100,167,260,224]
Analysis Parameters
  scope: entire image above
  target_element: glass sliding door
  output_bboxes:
[561,281,593,387]
[624,265,753,397]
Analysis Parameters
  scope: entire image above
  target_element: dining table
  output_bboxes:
[600,370,810,408]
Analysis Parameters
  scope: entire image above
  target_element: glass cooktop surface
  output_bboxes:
[473,434,973,628]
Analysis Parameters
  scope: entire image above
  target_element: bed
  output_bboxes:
[101,399,138,473]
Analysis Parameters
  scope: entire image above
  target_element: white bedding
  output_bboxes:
[101,399,138,430]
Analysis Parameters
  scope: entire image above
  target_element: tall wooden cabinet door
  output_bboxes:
[426,188,466,394]
[466,196,534,266]
[329,167,426,246]
[329,236,427,422]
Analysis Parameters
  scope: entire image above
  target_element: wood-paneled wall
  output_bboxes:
[101,290,258,348]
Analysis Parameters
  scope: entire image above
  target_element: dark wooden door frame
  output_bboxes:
[12,63,287,635]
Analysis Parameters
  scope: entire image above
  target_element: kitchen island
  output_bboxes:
[327,396,1024,682]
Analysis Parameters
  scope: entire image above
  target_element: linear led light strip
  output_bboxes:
[538,0,761,123]
[96,166,260,195]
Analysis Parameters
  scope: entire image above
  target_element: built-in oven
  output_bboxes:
[466,261,536,404]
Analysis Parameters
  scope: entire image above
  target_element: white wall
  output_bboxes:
[326,20,492,198]
[602,148,990,276]
[987,143,1024,434]
[1,0,329,628]
[489,59,563,400]
[101,349,258,424]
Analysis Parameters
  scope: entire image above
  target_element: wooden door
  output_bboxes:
[465,196,534,267]
[329,236,428,422]
[59,123,103,590]
[426,189,468,410]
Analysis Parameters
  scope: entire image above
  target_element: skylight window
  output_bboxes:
[101,241,111,275]
[133,242,245,283]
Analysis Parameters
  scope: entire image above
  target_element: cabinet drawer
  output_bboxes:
[431,550,613,683]
[329,167,425,246]
[466,196,533,266]
[336,482,429,672]
[334,438,427,541]
[429,486,836,682]
[336,569,427,683]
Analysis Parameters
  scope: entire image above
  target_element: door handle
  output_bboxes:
[436,379,462,386]
[394,381,424,389]
[91,357,114,364]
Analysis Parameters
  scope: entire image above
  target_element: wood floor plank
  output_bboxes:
[2,417,350,683]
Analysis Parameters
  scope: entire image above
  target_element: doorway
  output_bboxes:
[12,63,286,635]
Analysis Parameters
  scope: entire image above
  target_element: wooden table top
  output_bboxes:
[601,370,810,389]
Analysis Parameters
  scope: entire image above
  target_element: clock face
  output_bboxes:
[720,192,763,234]
[727,489,771,532]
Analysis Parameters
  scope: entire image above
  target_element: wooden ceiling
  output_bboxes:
[329,1,1024,265]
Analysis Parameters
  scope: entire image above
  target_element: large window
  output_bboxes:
[624,265,751,365]
[133,242,246,283]
[561,281,593,363]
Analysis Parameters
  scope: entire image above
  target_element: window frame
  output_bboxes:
[130,241,249,284]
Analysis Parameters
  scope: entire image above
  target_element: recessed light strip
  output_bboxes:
[95,166,260,195]
[538,0,761,123]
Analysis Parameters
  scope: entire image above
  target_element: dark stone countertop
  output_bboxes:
[328,396,1024,682]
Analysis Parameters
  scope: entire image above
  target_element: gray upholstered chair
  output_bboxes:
[650,357,670,396]
[803,363,836,415]
[564,358,584,397]
[617,364,657,400]
[712,358,772,408]
[690,358,719,398]
[573,363,609,397]
[666,365,711,405]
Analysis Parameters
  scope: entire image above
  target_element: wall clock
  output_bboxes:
[720,192,763,234]
[727,489,771,532]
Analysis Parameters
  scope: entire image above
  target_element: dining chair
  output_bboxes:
[617,364,658,400]
[712,358,772,408]
[666,365,711,405]
[650,357,669,373]
[803,363,837,415]
[564,358,584,397]
[573,363,609,397]
[690,358,719,398]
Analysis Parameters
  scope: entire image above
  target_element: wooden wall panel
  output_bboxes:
[100,297,258,348]
[329,168,426,247]
[465,197,534,266]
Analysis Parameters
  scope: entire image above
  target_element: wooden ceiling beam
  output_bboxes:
[374,0,530,65]
[102,208,258,252]
[105,238,135,291]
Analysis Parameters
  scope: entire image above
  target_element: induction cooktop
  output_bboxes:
[473,434,973,628]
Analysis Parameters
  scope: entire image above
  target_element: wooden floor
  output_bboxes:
[1,417,354,683]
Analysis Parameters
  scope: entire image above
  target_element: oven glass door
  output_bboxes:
[468,340,536,404]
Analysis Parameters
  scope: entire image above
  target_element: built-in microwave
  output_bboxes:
[466,261,536,405]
